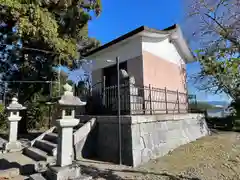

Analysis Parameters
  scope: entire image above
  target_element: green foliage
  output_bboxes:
[75,80,89,97]
[228,99,240,118]
[0,0,101,132]
[25,98,48,129]
[0,104,4,113]
[0,104,7,130]
[195,50,240,100]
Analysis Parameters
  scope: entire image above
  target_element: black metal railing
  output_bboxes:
[83,83,196,116]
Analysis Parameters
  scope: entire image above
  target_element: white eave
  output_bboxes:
[140,26,195,63]
[84,25,195,63]
[168,25,195,63]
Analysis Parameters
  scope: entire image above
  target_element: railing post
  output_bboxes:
[165,87,168,114]
[102,76,106,106]
[149,84,152,115]
[142,87,146,115]
[177,90,180,113]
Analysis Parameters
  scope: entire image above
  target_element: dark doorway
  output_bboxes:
[103,61,127,87]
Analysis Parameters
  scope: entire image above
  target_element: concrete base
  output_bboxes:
[93,113,210,167]
[46,164,82,180]
[3,141,22,152]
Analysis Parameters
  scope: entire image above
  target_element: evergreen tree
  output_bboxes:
[0,0,101,133]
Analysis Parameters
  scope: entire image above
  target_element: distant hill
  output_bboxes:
[189,101,217,110]
[189,101,228,111]
[207,101,230,107]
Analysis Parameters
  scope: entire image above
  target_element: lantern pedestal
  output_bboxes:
[56,118,79,167]
[4,116,22,152]
[46,118,80,180]
[4,141,22,153]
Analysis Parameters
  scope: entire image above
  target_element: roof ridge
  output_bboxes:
[83,24,178,57]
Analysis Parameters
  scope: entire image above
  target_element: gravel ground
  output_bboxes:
[78,131,240,180]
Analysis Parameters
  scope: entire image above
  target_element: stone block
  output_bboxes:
[145,134,154,151]
[157,131,167,144]
[141,148,152,164]
[159,121,168,131]
[29,173,46,180]
[132,149,142,167]
[3,141,22,152]
[46,164,81,180]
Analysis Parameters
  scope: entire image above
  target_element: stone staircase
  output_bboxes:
[23,122,85,172]
[0,117,96,179]
[23,130,57,170]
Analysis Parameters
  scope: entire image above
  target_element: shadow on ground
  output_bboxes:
[79,164,201,180]
[0,158,35,175]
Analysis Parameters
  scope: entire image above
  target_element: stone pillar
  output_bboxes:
[56,118,79,167]
[47,83,86,180]
[3,97,26,152]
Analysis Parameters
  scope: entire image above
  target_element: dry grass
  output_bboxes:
[134,131,240,180]
[78,131,240,180]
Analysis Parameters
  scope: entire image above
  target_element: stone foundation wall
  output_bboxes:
[95,114,210,167]
[97,122,133,165]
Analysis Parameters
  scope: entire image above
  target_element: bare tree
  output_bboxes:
[183,0,240,102]
[184,0,239,49]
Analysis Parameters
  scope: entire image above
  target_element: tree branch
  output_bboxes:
[204,13,240,47]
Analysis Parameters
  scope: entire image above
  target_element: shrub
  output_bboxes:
[0,104,7,131]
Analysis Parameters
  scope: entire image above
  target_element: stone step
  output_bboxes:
[70,175,93,180]
[29,173,46,180]
[34,140,57,156]
[43,133,58,144]
[24,147,55,164]
[11,175,28,180]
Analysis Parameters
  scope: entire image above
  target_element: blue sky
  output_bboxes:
[68,0,230,102]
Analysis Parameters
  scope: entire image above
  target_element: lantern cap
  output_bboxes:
[58,83,86,106]
[6,97,26,110]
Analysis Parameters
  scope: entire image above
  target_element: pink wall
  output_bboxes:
[142,51,188,113]
[142,50,186,92]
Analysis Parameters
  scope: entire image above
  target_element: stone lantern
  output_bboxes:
[57,83,86,166]
[3,97,26,152]
[47,83,86,180]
